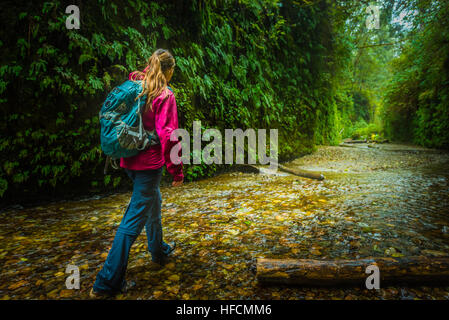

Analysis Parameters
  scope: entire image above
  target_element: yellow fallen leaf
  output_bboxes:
[165,262,175,270]
[228,229,240,236]
[222,264,233,270]
[8,280,28,290]
[391,252,404,257]
[167,285,180,294]
[59,289,73,298]
[192,284,203,290]
[168,274,180,281]
[47,289,60,299]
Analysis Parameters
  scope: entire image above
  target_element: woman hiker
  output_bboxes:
[90,49,184,298]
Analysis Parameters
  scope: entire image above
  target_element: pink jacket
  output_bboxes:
[120,71,184,181]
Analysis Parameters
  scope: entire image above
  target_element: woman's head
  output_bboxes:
[135,49,175,111]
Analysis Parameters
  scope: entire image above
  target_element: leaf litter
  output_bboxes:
[1,145,449,300]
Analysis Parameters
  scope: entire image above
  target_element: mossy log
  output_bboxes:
[257,257,449,286]
[235,164,324,180]
[339,143,363,148]
[368,139,389,144]
[343,139,367,144]
[277,164,324,181]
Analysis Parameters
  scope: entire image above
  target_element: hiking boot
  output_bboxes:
[89,280,136,298]
[89,287,114,299]
[165,241,177,256]
[120,280,136,294]
[151,242,177,267]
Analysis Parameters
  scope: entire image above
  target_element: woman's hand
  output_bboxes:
[172,178,183,187]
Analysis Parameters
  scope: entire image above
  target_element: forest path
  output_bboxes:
[1,144,449,299]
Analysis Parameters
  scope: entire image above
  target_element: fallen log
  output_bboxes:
[235,164,324,180]
[233,164,260,174]
[368,139,389,144]
[339,143,363,148]
[257,257,449,286]
[277,164,324,181]
[343,139,367,144]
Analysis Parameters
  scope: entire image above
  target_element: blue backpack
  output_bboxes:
[99,80,160,173]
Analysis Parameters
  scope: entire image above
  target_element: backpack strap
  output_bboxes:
[103,156,111,175]
[103,155,119,175]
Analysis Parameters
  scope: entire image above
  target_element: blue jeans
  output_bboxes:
[93,167,172,293]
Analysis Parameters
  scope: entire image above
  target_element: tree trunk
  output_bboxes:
[368,139,389,144]
[235,164,325,180]
[343,139,367,144]
[339,143,362,148]
[256,257,449,286]
[277,164,324,181]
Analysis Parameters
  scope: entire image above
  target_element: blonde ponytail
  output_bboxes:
[135,49,175,112]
